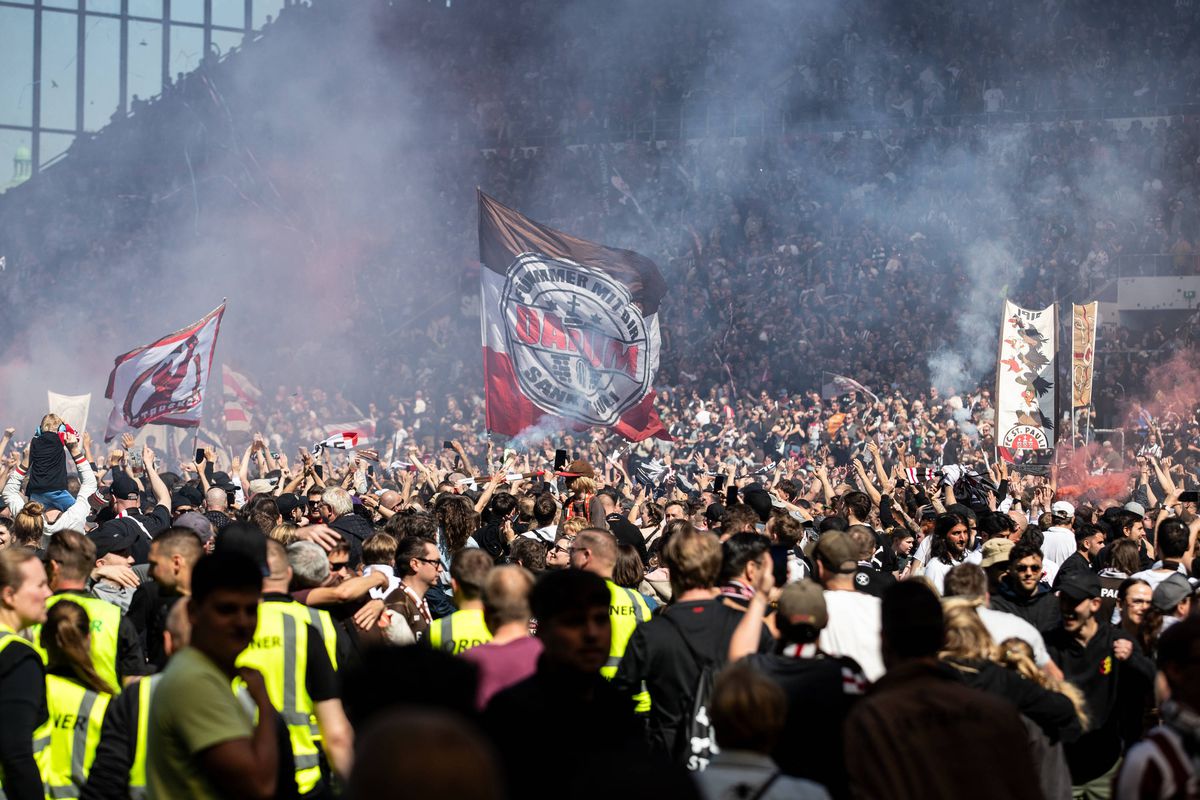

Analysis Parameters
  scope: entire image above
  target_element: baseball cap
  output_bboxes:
[980,538,1014,569]
[276,493,308,518]
[704,502,725,526]
[89,523,140,559]
[1153,574,1194,613]
[814,531,858,574]
[777,581,828,630]
[1057,571,1101,602]
[1051,500,1075,519]
[173,511,216,543]
[1123,502,1146,519]
[110,473,141,502]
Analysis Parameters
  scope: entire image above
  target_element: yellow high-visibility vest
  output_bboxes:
[34,674,111,800]
[235,602,323,794]
[128,673,163,800]
[604,580,652,713]
[0,627,50,796]
[274,601,338,671]
[427,609,492,655]
[29,594,122,691]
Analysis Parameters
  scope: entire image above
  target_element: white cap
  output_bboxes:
[1051,500,1075,518]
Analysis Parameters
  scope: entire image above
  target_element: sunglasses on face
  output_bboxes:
[330,561,351,571]
[1013,563,1041,573]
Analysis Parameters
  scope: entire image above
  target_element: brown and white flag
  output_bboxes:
[478,191,668,441]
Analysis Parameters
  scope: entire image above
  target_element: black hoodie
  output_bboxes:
[990,578,1062,634]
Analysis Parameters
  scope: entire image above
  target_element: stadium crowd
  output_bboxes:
[0,384,1199,798]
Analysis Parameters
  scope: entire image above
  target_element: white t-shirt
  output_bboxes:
[923,549,983,595]
[978,606,1050,667]
[1131,563,1189,591]
[1041,527,1075,567]
[364,564,400,600]
[819,589,884,681]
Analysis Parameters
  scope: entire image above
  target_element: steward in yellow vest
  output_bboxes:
[427,549,495,655]
[568,529,652,710]
[36,531,149,688]
[235,540,352,796]
[35,601,115,800]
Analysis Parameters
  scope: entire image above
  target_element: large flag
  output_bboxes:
[478,191,668,441]
[995,300,1056,464]
[104,302,226,442]
[821,372,880,404]
[1071,302,1098,409]
[222,365,260,435]
[47,391,90,435]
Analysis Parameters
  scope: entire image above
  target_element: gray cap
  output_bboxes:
[1153,573,1194,613]
[1123,501,1146,519]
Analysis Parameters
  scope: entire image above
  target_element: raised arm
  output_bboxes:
[141,445,171,509]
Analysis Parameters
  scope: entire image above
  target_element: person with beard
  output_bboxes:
[921,513,978,595]
[990,543,1062,634]
[1046,572,1156,796]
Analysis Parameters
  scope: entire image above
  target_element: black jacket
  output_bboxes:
[945,657,1083,744]
[990,579,1062,634]
[1052,552,1095,587]
[1045,621,1156,783]
[606,514,648,565]
[612,598,772,761]
[485,660,671,800]
[744,649,866,798]
[27,432,68,496]
[329,512,374,559]
[0,638,46,800]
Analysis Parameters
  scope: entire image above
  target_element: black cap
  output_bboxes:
[110,473,140,501]
[704,502,725,525]
[277,493,308,517]
[209,471,235,490]
[89,521,141,558]
[1057,571,1102,602]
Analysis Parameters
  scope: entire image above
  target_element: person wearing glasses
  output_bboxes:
[385,537,444,643]
[990,542,1062,635]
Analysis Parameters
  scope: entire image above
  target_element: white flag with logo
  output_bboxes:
[104,302,226,442]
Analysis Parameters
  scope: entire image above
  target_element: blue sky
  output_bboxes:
[1,0,282,177]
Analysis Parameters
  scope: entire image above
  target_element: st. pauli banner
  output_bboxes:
[996,301,1057,467]
[478,191,669,441]
[104,302,226,442]
[1071,302,1098,409]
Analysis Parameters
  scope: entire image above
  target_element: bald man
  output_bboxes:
[462,565,542,709]
[570,529,651,696]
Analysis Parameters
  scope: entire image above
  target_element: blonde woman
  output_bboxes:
[940,599,1083,745]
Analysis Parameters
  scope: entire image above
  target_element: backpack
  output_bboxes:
[660,612,719,771]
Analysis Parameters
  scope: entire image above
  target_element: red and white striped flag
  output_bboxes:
[222,365,261,408]
[312,431,360,454]
[478,191,668,441]
[222,365,260,435]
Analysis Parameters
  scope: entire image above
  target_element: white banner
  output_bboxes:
[996,300,1056,455]
[47,391,90,434]
[104,302,226,442]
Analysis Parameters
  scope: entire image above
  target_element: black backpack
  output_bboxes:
[660,612,719,771]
